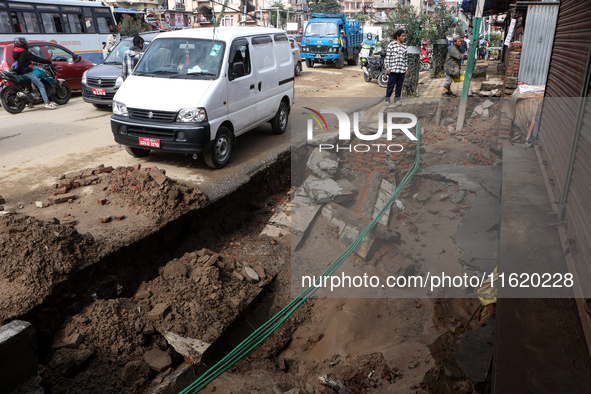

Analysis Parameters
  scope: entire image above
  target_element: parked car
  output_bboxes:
[111,27,294,169]
[0,40,93,91]
[289,36,302,76]
[81,31,162,109]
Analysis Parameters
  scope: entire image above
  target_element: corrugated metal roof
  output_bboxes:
[518,4,559,85]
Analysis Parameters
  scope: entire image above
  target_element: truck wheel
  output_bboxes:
[204,127,234,169]
[335,52,345,69]
[125,146,150,158]
[306,59,314,68]
[271,102,289,135]
[378,71,389,88]
[348,52,359,66]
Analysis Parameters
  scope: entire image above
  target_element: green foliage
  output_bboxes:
[268,2,286,28]
[383,1,427,47]
[308,0,342,13]
[352,13,369,22]
[119,14,151,37]
[423,5,458,42]
[489,32,503,45]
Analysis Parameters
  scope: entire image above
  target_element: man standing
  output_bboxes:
[443,35,467,97]
[11,37,57,109]
[122,35,145,80]
[384,29,407,106]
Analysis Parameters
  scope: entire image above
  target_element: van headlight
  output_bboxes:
[115,75,123,87]
[113,101,128,116]
[82,70,87,85]
[177,108,207,123]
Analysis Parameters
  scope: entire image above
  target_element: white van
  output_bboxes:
[110,27,294,168]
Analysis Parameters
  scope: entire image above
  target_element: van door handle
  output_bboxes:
[258,82,262,91]
[250,84,255,90]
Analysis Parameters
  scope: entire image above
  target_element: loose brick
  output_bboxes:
[148,303,170,320]
[149,169,167,185]
[98,215,112,223]
[97,198,109,205]
[116,214,125,220]
[48,193,76,204]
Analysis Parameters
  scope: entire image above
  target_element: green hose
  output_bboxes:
[178,121,423,394]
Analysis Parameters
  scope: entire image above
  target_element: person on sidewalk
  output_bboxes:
[384,29,407,106]
[11,37,57,109]
[443,35,467,97]
[122,35,145,80]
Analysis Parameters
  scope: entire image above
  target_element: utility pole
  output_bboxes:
[456,0,483,132]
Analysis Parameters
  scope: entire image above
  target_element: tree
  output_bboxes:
[268,2,286,28]
[119,14,152,37]
[352,13,369,23]
[308,0,342,13]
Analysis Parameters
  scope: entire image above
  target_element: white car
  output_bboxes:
[110,27,294,169]
[289,36,302,76]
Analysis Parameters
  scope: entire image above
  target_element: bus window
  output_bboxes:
[96,16,115,34]
[83,7,94,33]
[11,11,41,33]
[0,11,11,34]
[40,13,64,34]
[63,13,84,33]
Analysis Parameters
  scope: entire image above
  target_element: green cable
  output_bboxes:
[178,121,423,394]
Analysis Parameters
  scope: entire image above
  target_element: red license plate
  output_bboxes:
[138,137,160,148]
[92,88,106,96]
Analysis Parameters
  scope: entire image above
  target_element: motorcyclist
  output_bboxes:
[11,37,57,109]
[362,33,376,47]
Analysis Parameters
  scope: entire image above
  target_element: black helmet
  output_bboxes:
[367,33,373,39]
[14,37,28,49]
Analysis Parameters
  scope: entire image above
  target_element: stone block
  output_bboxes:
[148,303,171,320]
[304,176,356,204]
[0,320,37,392]
[144,349,171,372]
[164,331,210,364]
[306,149,339,179]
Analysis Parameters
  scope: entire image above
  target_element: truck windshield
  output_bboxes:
[133,38,225,79]
[305,22,338,37]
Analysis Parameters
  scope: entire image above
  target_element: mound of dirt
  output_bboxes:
[0,214,99,322]
[103,165,207,223]
[43,242,289,394]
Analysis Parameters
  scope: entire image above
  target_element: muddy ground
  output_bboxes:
[2,67,502,394]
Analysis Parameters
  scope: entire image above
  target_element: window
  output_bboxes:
[63,13,84,33]
[28,45,46,59]
[0,11,11,33]
[41,13,64,33]
[305,22,338,37]
[229,39,251,79]
[252,36,275,71]
[222,16,233,26]
[96,16,115,34]
[45,45,74,62]
[11,11,41,33]
[274,35,291,65]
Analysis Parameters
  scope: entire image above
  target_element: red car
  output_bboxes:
[0,40,94,90]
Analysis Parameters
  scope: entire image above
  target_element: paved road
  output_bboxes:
[0,79,381,207]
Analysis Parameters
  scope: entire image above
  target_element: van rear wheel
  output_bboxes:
[271,102,289,135]
[125,146,150,157]
[204,127,233,169]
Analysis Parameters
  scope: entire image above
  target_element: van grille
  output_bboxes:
[128,108,178,123]
[86,77,116,88]
[128,126,175,140]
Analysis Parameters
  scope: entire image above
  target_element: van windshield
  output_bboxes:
[305,22,338,37]
[134,38,225,79]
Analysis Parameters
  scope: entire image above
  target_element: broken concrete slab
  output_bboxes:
[451,190,468,204]
[339,225,380,261]
[335,178,358,198]
[304,176,356,204]
[164,331,210,364]
[0,320,38,393]
[144,349,172,372]
[417,166,501,273]
[480,81,503,91]
[482,100,494,109]
[242,266,260,283]
[371,179,397,226]
[455,321,495,390]
[307,149,339,179]
[360,171,382,218]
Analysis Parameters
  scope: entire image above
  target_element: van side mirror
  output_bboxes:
[232,62,245,79]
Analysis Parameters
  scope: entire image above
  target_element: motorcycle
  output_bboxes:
[362,49,389,88]
[0,64,71,114]
[420,47,431,71]
[359,43,374,66]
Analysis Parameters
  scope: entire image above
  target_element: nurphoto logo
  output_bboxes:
[305,108,418,153]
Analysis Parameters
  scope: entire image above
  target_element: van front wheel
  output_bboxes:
[205,127,233,169]
[271,102,289,135]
